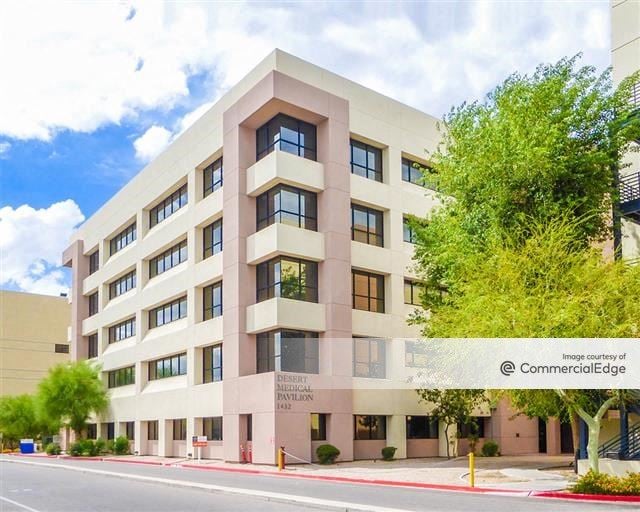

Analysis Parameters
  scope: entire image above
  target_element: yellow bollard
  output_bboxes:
[278,446,285,471]
[468,452,475,487]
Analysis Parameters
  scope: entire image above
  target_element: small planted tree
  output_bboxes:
[38,361,108,440]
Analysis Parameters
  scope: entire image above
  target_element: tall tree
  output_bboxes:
[0,394,58,447]
[37,361,108,438]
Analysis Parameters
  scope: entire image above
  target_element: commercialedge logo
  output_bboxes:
[501,360,627,377]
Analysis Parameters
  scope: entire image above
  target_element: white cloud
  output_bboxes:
[0,142,10,158]
[0,200,85,295]
[0,1,610,144]
[133,125,172,162]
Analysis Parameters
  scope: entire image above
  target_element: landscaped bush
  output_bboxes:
[95,438,106,455]
[80,439,99,456]
[316,444,340,464]
[69,441,83,456]
[381,446,397,461]
[572,470,640,496]
[45,443,61,455]
[113,436,130,455]
[481,440,499,457]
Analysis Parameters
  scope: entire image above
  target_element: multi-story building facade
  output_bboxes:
[0,290,70,396]
[64,50,560,464]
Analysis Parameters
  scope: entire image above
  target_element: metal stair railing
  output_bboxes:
[599,422,640,460]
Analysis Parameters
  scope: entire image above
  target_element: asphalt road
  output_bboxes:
[0,457,633,512]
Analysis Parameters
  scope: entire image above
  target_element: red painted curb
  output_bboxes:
[533,491,640,503]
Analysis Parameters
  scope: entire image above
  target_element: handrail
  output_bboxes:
[619,171,640,206]
[599,422,640,459]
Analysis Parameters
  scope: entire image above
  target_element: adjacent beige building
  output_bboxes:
[63,49,565,464]
[0,290,70,396]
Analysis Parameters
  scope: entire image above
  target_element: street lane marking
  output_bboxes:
[1,458,411,512]
[0,495,42,512]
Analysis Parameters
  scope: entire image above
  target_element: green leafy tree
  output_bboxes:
[416,389,488,459]
[37,361,108,439]
[0,394,58,447]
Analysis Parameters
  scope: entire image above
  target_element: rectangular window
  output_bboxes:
[351,139,382,182]
[352,270,385,313]
[404,280,424,306]
[406,416,439,439]
[256,185,317,232]
[89,250,99,275]
[173,418,187,441]
[125,421,135,440]
[403,216,418,244]
[203,157,223,197]
[147,420,158,441]
[203,344,223,383]
[203,282,223,320]
[54,343,69,354]
[110,223,136,255]
[87,424,97,439]
[247,415,252,442]
[353,337,386,378]
[109,270,136,299]
[108,317,136,343]
[148,353,187,381]
[354,415,386,440]
[88,333,98,359]
[149,296,187,329]
[257,330,319,374]
[149,240,187,278]
[405,340,428,368]
[311,413,327,441]
[107,366,135,388]
[458,418,486,438]
[203,417,223,441]
[351,204,383,247]
[106,422,115,441]
[257,257,318,303]
[256,114,317,161]
[88,292,99,316]
[203,219,223,258]
[150,184,188,228]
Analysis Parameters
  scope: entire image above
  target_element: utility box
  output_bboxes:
[19,439,35,454]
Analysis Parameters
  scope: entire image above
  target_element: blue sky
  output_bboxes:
[0,1,611,295]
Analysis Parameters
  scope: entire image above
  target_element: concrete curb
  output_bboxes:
[532,491,640,504]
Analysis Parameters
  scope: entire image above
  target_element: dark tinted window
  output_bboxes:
[203,157,223,197]
[203,282,223,320]
[257,257,318,303]
[257,185,317,231]
[150,185,188,228]
[203,344,222,383]
[351,140,382,182]
[351,204,383,247]
[203,219,222,258]
[257,330,319,374]
[256,114,316,161]
[354,415,386,440]
[352,270,385,313]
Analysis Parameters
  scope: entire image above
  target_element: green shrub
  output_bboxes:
[69,441,83,456]
[381,446,397,461]
[316,444,340,464]
[80,439,99,456]
[106,440,115,453]
[45,443,61,455]
[95,438,106,455]
[572,470,640,496]
[481,440,499,457]
[113,436,130,455]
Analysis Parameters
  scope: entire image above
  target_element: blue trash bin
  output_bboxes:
[19,439,34,454]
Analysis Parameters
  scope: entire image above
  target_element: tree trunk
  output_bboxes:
[445,424,451,459]
[569,410,580,456]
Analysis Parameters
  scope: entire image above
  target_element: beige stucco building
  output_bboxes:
[63,50,566,464]
[0,290,70,396]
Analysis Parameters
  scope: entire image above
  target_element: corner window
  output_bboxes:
[256,114,317,161]
[109,270,136,299]
[257,330,319,374]
[108,366,135,388]
[203,282,222,320]
[404,280,424,306]
[257,185,317,232]
[203,157,223,197]
[203,344,222,383]
[88,292,99,316]
[173,418,187,441]
[203,219,222,259]
[257,257,318,303]
[148,353,187,380]
[352,270,385,313]
[110,223,136,256]
[406,416,439,439]
[354,415,386,440]
[149,296,187,329]
[203,417,223,441]
[351,204,383,247]
[353,337,386,378]
[89,250,99,275]
[311,413,327,441]
[108,317,136,343]
[149,240,187,278]
[351,140,382,182]
[150,184,188,228]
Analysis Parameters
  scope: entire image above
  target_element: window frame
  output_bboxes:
[110,223,137,256]
[256,113,317,161]
[404,279,424,306]
[350,139,383,182]
[109,270,136,299]
[403,216,418,244]
[352,270,385,313]
[125,421,135,440]
[203,219,223,259]
[89,250,99,275]
[351,203,384,247]
[203,157,223,197]
[148,352,187,381]
[147,420,159,441]
[149,240,188,278]
[405,340,429,368]
[88,292,99,316]
[107,366,135,388]
[202,344,223,384]
[88,333,98,359]
[108,317,136,343]
[203,282,223,321]
[148,296,187,329]
[256,330,319,374]
[354,415,387,440]
[311,413,327,441]
[256,184,318,232]
[353,337,386,378]
[203,416,223,441]
[149,184,188,228]
[406,415,439,439]
[256,256,318,303]
[54,343,69,354]
[173,418,187,441]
